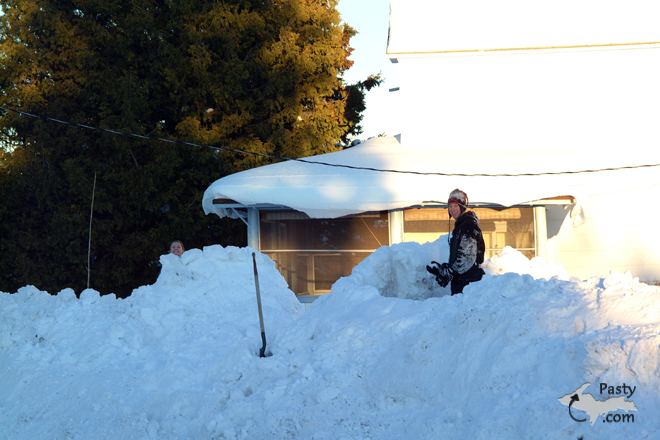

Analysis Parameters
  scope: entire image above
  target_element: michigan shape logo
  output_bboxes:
[559,383,637,425]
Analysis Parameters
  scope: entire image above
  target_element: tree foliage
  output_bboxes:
[0,0,371,296]
[342,73,383,145]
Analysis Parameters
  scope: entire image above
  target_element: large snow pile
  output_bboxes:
[1,242,658,439]
[0,246,302,440]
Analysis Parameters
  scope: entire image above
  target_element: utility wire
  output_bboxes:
[2,105,660,177]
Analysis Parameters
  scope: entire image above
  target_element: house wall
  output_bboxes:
[388,0,660,56]
[387,36,660,283]
[546,189,660,282]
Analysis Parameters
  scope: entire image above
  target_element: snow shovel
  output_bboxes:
[251,252,271,358]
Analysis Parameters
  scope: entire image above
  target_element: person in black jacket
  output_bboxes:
[427,189,485,295]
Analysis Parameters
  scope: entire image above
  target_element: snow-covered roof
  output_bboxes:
[387,0,660,55]
[202,135,659,219]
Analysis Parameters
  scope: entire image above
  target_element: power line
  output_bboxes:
[2,105,660,177]
[386,40,660,56]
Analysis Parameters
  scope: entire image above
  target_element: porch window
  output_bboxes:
[260,210,390,295]
[403,207,536,258]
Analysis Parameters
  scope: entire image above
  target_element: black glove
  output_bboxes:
[426,261,454,287]
[426,261,441,277]
[437,262,454,287]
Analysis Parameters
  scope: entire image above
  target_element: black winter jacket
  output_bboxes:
[449,211,485,280]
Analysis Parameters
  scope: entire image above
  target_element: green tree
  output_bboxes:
[341,73,383,145]
[0,0,371,296]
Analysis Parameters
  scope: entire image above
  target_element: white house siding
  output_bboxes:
[386,1,660,282]
[387,0,660,55]
[547,189,660,282]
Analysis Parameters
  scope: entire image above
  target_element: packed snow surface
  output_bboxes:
[1,242,659,439]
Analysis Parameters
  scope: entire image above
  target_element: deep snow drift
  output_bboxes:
[1,242,658,439]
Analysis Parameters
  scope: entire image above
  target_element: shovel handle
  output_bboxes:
[252,252,267,357]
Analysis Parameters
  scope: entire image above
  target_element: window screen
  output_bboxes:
[403,207,535,259]
[260,211,390,294]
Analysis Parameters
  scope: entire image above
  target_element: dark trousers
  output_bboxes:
[451,266,484,295]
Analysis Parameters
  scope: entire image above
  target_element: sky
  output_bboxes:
[1,241,658,439]
[337,0,398,140]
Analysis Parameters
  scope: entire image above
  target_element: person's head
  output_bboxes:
[169,240,184,257]
[447,188,468,220]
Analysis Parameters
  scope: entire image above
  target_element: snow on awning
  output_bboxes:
[387,0,660,55]
[202,136,643,220]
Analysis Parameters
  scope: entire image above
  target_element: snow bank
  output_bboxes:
[338,240,568,301]
[0,246,302,440]
[341,237,451,300]
[272,242,659,439]
[1,242,658,439]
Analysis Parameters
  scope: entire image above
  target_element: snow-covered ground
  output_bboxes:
[1,241,658,439]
